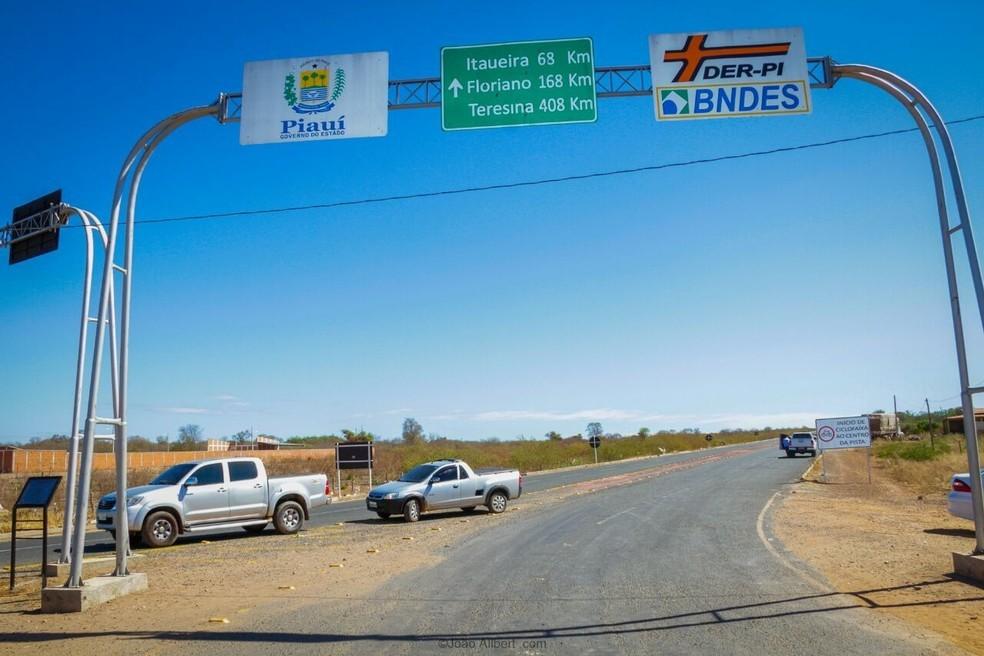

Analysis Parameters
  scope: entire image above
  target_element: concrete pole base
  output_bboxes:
[45,554,141,579]
[41,573,147,613]
[952,552,984,584]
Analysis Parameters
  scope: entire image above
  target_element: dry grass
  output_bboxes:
[873,434,981,496]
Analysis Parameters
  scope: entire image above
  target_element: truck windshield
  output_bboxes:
[150,463,196,485]
[399,464,439,482]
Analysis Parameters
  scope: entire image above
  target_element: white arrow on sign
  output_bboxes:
[448,78,463,98]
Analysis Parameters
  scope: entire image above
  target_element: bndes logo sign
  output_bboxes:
[649,28,811,121]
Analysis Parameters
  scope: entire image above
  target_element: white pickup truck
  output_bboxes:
[96,456,330,547]
[784,432,818,458]
[365,459,523,522]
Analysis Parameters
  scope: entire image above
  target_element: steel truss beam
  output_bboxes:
[0,205,68,247]
[218,57,834,122]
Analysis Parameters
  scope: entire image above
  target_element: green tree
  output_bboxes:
[128,435,155,452]
[546,431,563,441]
[402,418,424,445]
[586,423,604,440]
[176,424,203,450]
[638,427,651,439]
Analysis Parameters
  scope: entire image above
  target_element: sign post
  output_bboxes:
[441,38,597,131]
[9,476,61,590]
[588,434,601,464]
[649,28,811,121]
[815,416,873,484]
[335,442,375,495]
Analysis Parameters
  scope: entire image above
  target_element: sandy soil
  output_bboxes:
[774,449,984,655]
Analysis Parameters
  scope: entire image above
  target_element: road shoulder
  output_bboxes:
[771,449,983,654]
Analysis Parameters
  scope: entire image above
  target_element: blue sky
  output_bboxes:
[1,1,983,441]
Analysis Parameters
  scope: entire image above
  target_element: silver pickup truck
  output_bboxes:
[366,459,523,522]
[96,456,330,547]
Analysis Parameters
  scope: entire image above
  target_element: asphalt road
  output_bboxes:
[189,443,942,655]
[2,441,764,569]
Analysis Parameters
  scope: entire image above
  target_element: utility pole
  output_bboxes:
[893,394,900,439]
[926,398,934,449]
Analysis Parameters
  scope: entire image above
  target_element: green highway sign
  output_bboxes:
[441,38,597,131]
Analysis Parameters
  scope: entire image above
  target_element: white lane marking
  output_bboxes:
[755,491,829,592]
[596,507,637,526]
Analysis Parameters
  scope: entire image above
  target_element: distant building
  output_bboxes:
[206,434,284,451]
[945,410,984,435]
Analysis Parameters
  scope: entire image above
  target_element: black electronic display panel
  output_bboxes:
[14,476,61,508]
[9,190,62,265]
[336,442,373,470]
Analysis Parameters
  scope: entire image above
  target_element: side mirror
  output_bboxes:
[184,476,198,487]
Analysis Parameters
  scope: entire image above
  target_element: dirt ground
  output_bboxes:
[774,449,984,655]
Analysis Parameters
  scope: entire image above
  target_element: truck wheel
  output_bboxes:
[809,450,817,457]
[243,523,267,534]
[785,450,795,458]
[274,501,304,534]
[487,491,508,514]
[142,511,178,548]
[376,511,391,519]
[461,506,477,513]
[403,498,421,522]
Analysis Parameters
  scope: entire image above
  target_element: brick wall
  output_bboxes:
[0,447,335,475]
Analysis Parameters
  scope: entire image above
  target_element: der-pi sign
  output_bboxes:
[649,27,811,120]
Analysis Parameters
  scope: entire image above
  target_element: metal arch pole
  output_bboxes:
[836,65,984,332]
[59,207,120,567]
[67,102,220,588]
[83,210,122,419]
[833,65,984,554]
[112,113,211,575]
[58,207,96,565]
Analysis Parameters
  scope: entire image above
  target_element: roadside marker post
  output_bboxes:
[589,435,601,464]
[8,476,60,590]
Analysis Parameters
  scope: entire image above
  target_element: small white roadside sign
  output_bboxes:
[649,27,811,121]
[240,51,388,145]
[815,416,871,450]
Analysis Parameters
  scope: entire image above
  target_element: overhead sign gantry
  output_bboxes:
[25,25,982,610]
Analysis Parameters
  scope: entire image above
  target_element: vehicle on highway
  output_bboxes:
[948,469,984,521]
[366,458,523,522]
[785,432,817,457]
[96,456,331,547]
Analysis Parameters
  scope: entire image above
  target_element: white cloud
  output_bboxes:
[160,407,209,415]
[214,394,240,402]
[471,408,644,422]
[691,412,821,429]
[383,408,414,415]
[426,408,820,431]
